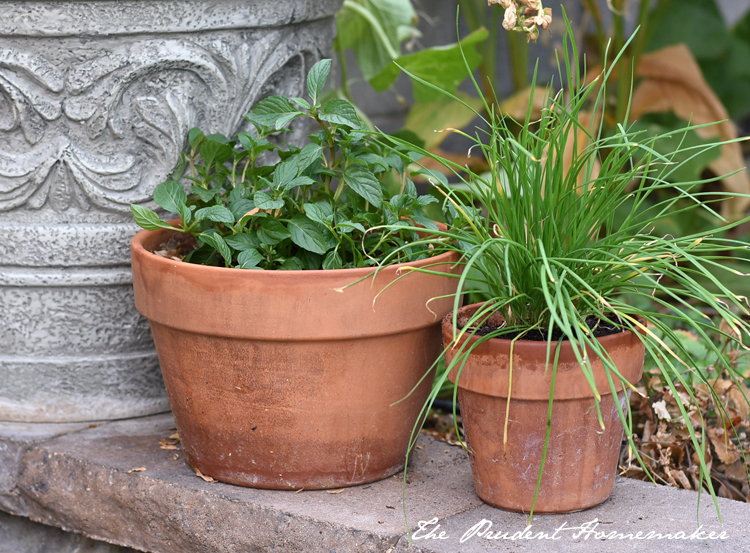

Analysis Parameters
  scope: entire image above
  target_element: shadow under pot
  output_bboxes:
[131,225,460,490]
[443,303,645,513]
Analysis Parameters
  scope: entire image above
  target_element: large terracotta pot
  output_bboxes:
[444,303,645,513]
[132,226,460,489]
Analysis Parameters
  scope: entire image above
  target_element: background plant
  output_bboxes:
[131,59,444,271]
[399,13,750,518]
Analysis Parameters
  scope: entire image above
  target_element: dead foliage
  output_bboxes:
[621,366,750,503]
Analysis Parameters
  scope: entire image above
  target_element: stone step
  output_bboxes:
[1,414,748,552]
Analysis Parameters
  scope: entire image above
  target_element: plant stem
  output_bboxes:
[507,31,528,93]
[580,0,607,63]
[335,37,354,104]
[632,0,653,73]
[613,0,629,125]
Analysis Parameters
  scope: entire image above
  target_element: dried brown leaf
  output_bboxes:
[673,469,693,490]
[498,86,548,121]
[160,438,179,450]
[193,467,216,483]
[709,428,740,464]
[725,460,750,482]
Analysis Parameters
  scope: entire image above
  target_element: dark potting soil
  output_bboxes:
[466,315,625,342]
[152,232,197,260]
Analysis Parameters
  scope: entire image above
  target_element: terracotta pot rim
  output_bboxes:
[131,223,458,279]
[443,302,641,350]
[444,302,646,400]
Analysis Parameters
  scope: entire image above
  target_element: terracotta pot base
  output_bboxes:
[445,304,645,513]
[151,322,440,489]
[457,388,631,513]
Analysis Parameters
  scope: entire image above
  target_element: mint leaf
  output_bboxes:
[237,248,263,269]
[190,185,218,203]
[200,138,233,169]
[272,160,299,190]
[283,176,316,191]
[247,96,301,130]
[288,215,328,254]
[131,205,179,231]
[236,132,276,157]
[320,98,362,128]
[343,165,384,208]
[281,257,305,270]
[229,198,255,220]
[295,143,324,173]
[177,203,193,226]
[323,250,343,270]
[199,231,232,266]
[194,206,235,225]
[417,194,438,207]
[336,220,366,234]
[257,218,291,245]
[409,212,439,231]
[307,59,332,105]
[226,234,261,251]
[291,97,312,110]
[304,201,334,225]
[254,191,284,210]
[153,180,187,214]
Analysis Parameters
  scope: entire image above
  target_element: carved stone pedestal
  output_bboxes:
[0,0,342,421]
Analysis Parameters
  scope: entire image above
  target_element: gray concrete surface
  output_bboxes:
[0,413,748,552]
[0,511,137,553]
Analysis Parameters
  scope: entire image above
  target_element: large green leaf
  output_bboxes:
[253,191,284,210]
[237,248,263,269]
[701,35,750,120]
[194,205,235,225]
[225,234,260,251]
[131,205,178,231]
[198,231,232,266]
[343,165,384,207]
[645,0,729,60]
[336,0,418,81]
[295,143,324,173]
[370,28,488,103]
[405,92,484,151]
[319,98,363,129]
[304,201,334,225]
[288,215,329,254]
[256,218,291,245]
[153,180,187,214]
[246,96,302,130]
[199,137,234,169]
[307,59,332,105]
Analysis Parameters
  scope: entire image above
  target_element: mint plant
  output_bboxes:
[131,59,442,270]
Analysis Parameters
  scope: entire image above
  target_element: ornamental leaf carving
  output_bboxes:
[0,32,319,213]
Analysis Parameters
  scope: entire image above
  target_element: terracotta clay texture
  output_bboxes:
[132,226,460,489]
[444,303,645,513]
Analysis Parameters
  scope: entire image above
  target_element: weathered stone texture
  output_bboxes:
[0,414,749,553]
[0,510,138,553]
[0,0,342,422]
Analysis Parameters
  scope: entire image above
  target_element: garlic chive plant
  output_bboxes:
[398,11,750,519]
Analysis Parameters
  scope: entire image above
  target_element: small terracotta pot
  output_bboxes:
[132,226,460,489]
[444,303,645,513]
